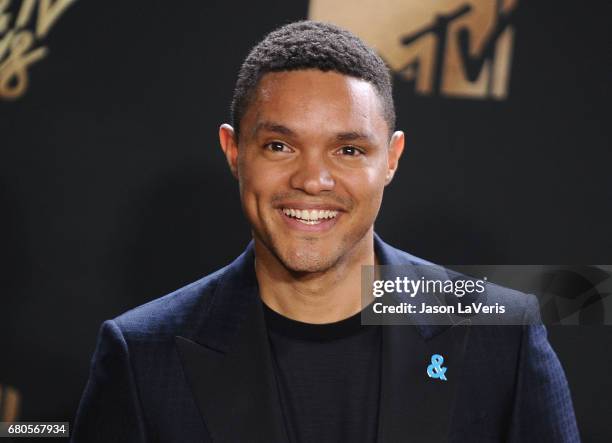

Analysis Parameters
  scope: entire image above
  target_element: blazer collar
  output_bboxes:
[373,232,461,339]
[175,239,288,442]
[188,231,449,351]
[189,240,259,353]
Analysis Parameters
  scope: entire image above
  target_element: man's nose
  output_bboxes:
[289,152,335,195]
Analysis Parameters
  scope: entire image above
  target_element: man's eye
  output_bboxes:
[265,142,290,153]
[338,146,364,156]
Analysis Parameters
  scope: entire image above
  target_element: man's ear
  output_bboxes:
[385,130,405,185]
[219,124,239,179]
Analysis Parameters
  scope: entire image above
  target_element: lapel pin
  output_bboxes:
[427,354,447,381]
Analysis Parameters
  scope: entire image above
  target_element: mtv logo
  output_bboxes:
[0,0,76,100]
[309,0,518,99]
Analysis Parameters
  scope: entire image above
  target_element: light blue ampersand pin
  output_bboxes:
[427,354,447,381]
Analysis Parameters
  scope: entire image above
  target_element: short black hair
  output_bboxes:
[231,20,395,139]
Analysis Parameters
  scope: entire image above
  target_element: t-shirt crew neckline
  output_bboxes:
[262,302,374,341]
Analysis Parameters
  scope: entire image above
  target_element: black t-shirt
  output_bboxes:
[263,303,381,443]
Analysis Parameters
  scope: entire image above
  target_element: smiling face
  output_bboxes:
[220,69,404,274]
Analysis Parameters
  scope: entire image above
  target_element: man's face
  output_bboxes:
[220,69,404,273]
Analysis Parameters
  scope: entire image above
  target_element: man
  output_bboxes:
[72,21,580,442]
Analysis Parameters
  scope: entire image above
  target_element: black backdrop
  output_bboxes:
[1,1,611,441]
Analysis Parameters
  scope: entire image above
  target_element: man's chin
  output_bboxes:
[277,246,340,274]
[255,231,347,273]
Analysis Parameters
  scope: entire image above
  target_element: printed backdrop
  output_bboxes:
[1,1,611,441]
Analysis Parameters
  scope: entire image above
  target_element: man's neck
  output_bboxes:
[254,231,377,324]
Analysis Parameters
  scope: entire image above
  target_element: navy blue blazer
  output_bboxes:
[72,233,580,442]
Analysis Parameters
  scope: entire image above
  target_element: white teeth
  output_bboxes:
[297,219,321,225]
[281,208,339,221]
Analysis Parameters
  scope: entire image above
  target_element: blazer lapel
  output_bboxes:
[175,242,287,443]
[374,233,471,442]
[376,321,470,443]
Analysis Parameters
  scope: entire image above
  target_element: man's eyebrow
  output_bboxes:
[335,131,374,143]
[252,121,296,137]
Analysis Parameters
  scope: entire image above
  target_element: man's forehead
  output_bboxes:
[255,69,376,100]
[245,70,388,139]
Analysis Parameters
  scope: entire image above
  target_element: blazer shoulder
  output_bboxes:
[382,239,536,324]
[483,282,539,323]
[111,264,229,340]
